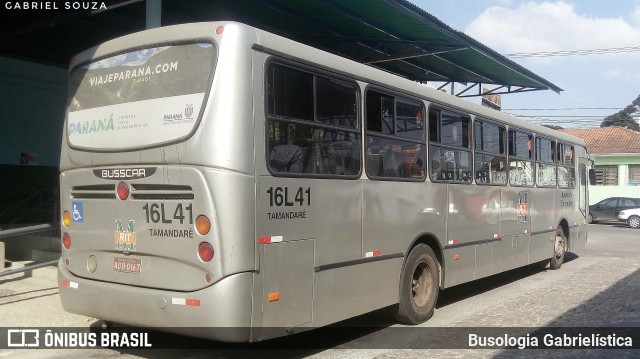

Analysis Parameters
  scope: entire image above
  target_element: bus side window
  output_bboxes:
[428,107,472,183]
[266,63,361,178]
[474,119,507,185]
[508,129,534,187]
[365,90,425,181]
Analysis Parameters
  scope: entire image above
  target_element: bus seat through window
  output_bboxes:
[270,145,304,173]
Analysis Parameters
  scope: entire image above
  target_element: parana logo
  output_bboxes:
[93,167,157,180]
[69,114,114,135]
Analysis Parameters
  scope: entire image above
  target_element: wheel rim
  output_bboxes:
[554,234,566,259]
[588,214,592,223]
[630,217,640,228]
[411,261,433,308]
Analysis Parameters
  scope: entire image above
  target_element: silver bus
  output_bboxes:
[59,21,589,342]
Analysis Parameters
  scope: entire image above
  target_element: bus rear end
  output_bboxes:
[58,23,257,342]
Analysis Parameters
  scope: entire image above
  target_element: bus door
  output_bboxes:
[576,157,589,248]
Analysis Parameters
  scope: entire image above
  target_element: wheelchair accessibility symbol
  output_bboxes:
[72,202,84,223]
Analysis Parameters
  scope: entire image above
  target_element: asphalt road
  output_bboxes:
[1,223,639,358]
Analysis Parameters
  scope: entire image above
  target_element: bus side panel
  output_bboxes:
[497,187,530,273]
[254,238,314,341]
[256,177,362,265]
[204,170,257,276]
[444,184,501,287]
[529,188,556,263]
[363,181,446,260]
[312,257,403,327]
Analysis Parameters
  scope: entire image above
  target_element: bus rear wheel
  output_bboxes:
[550,228,567,270]
[394,244,439,324]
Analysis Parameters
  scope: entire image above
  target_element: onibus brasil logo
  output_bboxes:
[115,219,136,251]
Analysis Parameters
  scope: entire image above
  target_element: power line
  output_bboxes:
[503,107,622,111]
[511,115,610,118]
[506,45,640,58]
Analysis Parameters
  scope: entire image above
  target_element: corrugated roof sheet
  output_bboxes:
[0,0,561,96]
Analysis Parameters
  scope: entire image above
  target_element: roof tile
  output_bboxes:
[560,127,640,154]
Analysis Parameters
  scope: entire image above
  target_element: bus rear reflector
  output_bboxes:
[216,26,224,35]
[198,242,214,262]
[117,181,129,200]
[63,233,71,249]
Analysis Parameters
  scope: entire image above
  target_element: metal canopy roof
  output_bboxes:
[0,0,562,96]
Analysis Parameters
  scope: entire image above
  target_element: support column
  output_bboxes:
[146,0,162,29]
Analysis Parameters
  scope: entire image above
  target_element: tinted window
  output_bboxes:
[366,91,394,135]
[474,120,507,185]
[366,91,425,180]
[508,130,533,160]
[475,121,505,154]
[396,100,424,141]
[429,108,472,183]
[536,137,555,163]
[268,65,313,121]
[266,64,360,177]
[316,76,357,128]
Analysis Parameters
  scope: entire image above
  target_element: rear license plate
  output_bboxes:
[113,257,141,273]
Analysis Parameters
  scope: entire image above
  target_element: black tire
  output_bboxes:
[549,228,567,270]
[587,213,594,224]
[628,215,640,229]
[394,244,439,324]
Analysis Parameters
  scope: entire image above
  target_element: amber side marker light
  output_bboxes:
[63,211,72,228]
[195,215,211,235]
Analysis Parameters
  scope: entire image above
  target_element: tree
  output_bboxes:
[543,124,564,130]
[601,95,640,131]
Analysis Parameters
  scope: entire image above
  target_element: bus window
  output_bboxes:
[267,65,313,121]
[508,129,534,187]
[266,63,360,177]
[474,119,507,185]
[536,137,556,187]
[67,42,216,150]
[428,108,472,183]
[557,143,575,188]
[365,90,425,180]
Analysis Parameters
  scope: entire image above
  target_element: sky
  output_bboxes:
[410,0,640,128]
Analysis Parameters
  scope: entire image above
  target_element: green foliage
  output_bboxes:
[543,124,564,130]
[601,95,640,131]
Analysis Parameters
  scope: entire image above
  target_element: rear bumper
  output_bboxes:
[58,259,254,342]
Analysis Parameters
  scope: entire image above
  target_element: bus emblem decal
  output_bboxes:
[516,192,529,223]
[94,167,156,180]
[184,104,194,118]
[115,219,136,251]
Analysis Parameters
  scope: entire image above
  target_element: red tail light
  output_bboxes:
[117,182,129,200]
[63,233,71,249]
[198,242,214,262]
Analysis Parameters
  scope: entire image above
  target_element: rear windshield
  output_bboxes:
[67,42,216,150]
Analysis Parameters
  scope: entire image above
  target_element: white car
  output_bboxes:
[618,208,640,228]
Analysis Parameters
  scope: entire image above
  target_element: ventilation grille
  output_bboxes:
[71,184,115,199]
[131,184,194,200]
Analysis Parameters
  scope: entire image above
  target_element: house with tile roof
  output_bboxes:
[561,127,640,204]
